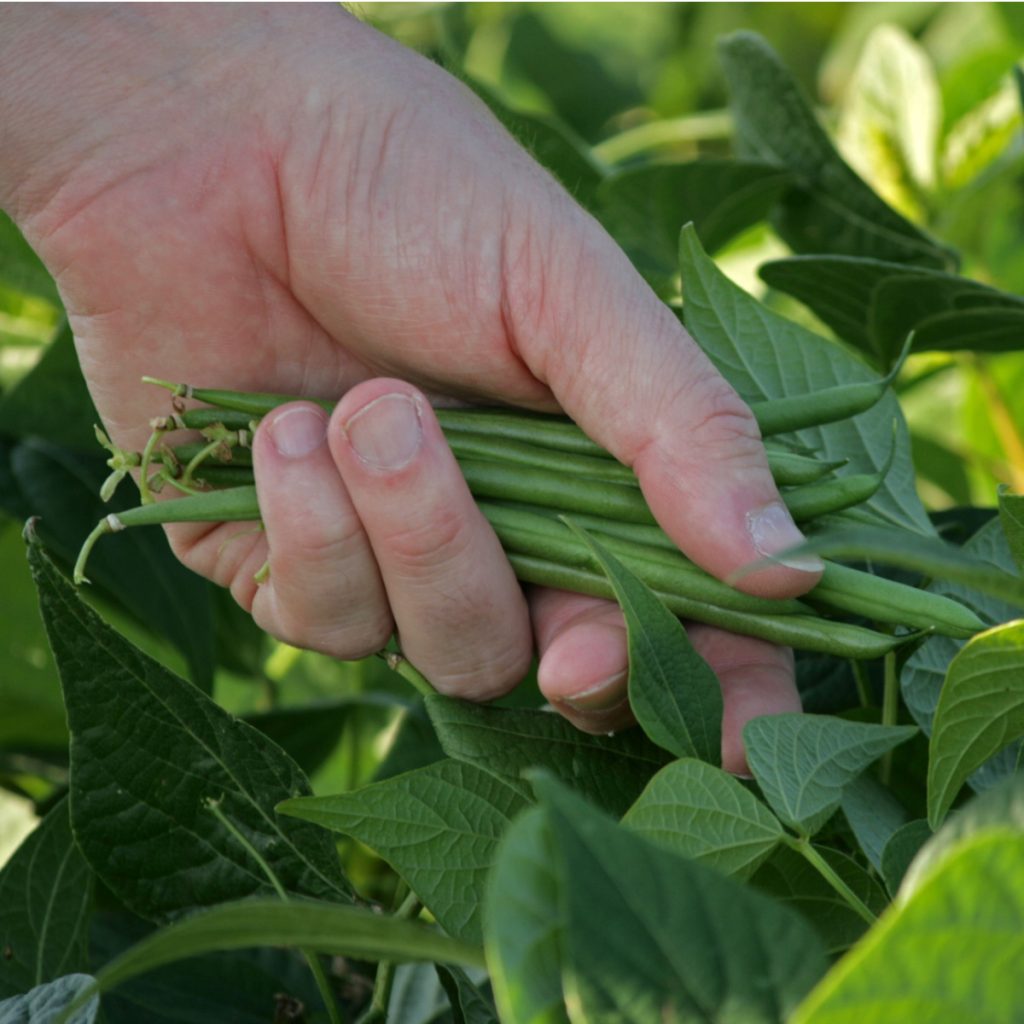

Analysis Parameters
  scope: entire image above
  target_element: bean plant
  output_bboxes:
[2,18,1024,1024]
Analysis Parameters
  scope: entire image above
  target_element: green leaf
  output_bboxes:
[928,621,1024,827]
[903,517,1021,736]
[840,771,908,872]
[25,531,352,922]
[622,758,783,879]
[70,900,483,1023]
[751,845,888,957]
[596,159,790,292]
[2,439,216,691]
[778,523,1024,610]
[836,26,941,210]
[791,831,1024,1024]
[0,213,61,306]
[998,485,1024,574]
[905,774,1024,899]
[0,520,67,751]
[744,714,917,837]
[564,521,722,763]
[680,224,931,535]
[279,759,527,944]
[0,799,92,999]
[244,700,356,779]
[879,819,931,897]
[717,31,954,269]
[942,76,1022,190]
[535,774,828,1024]
[436,966,498,1024]
[484,806,568,1024]
[0,324,97,450]
[425,695,667,815]
[0,974,98,1024]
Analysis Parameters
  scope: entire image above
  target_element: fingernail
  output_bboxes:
[561,670,628,712]
[344,393,423,471]
[268,406,327,459]
[747,502,824,573]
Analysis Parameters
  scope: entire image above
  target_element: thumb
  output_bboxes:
[498,199,823,599]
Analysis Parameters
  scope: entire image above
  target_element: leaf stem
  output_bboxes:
[356,890,423,1024]
[879,651,900,786]
[782,833,877,926]
[379,647,435,698]
[205,799,344,1024]
[851,660,872,709]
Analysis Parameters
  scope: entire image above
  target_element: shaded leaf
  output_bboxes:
[998,485,1024,574]
[26,531,352,922]
[0,974,97,1024]
[566,522,722,763]
[751,845,888,958]
[0,324,96,451]
[622,758,783,879]
[880,819,932,897]
[279,760,526,944]
[425,695,667,815]
[484,806,568,1024]
[717,31,954,269]
[596,160,790,291]
[0,799,92,999]
[680,225,930,534]
[791,832,1024,1023]
[744,714,917,836]
[840,771,908,872]
[535,775,827,1024]
[436,966,498,1024]
[0,213,60,305]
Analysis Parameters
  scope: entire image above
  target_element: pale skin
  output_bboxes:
[0,5,821,772]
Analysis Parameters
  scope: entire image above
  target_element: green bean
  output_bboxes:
[504,553,902,659]
[172,442,254,467]
[766,450,846,486]
[74,486,260,584]
[478,502,811,616]
[781,470,885,522]
[809,561,984,639]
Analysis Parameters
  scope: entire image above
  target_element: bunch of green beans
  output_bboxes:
[74,376,985,660]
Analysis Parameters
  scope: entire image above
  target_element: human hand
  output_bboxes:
[0,5,820,771]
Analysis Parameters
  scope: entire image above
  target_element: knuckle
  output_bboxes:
[382,504,472,579]
[679,374,763,455]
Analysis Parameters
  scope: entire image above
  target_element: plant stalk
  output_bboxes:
[782,833,877,926]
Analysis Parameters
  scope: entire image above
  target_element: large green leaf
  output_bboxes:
[425,695,667,815]
[717,31,954,269]
[0,974,97,1024]
[566,522,722,763]
[927,621,1024,828]
[25,532,352,922]
[622,758,783,879]
[484,807,568,1024]
[879,819,931,897]
[679,224,931,535]
[744,714,917,837]
[751,845,888,958]
[279,759,527,944]
[536,775,827,1024]
[791,831,1024,1023]
[0,799,92,999]
[596,160,790,292]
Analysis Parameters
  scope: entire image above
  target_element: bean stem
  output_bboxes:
[782,833,877,926]
[879,652,900,786]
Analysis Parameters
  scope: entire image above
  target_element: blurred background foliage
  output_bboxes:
[1,2,1022,881]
